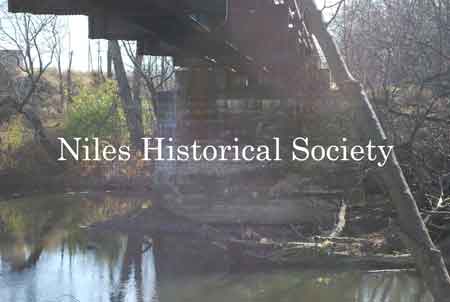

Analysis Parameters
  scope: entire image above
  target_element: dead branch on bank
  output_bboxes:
[91,206,412,270]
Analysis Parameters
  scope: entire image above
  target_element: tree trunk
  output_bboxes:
[109,40,144,149]
[107,41,113,79]
[57,53,64,113]
[66,51,73,104]
[132,52,144,115]
[23,108,59,161]
[294,0,450,300]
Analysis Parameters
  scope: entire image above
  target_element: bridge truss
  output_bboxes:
[9,0,323,97]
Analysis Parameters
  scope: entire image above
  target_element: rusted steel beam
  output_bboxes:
[88,15,150,40]
[225,0,315,94]
[137,39,179,57]
[8,0,90,15]
[8,0,226,19]
[8,0,318,95]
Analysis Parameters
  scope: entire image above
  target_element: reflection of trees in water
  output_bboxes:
[110,235,143,302]
[0,225,125,272]
[0,194,145,239]
[0,195,436,302]
[154,269,433,302]
[0,194,145,271]
[0,207,67,271]
[110,235,156,302]
[0,194,159,302]
[358,272,432,302]
[0,228,155,302]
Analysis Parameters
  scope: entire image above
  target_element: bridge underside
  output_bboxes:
[9,0,322,97]
[8,0,345,227]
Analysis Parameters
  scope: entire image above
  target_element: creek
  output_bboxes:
[0,194,431,302]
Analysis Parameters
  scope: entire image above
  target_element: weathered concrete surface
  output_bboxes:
[164,195,340,225]
[153,69,360,227]
[154,159,352,226]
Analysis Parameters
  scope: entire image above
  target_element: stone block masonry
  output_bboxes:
[152,69,360,227]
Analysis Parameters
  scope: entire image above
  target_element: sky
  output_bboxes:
[66,16,94,72]
[2,0,329,71]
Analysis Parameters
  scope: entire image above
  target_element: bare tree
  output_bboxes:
[121,41,175,131]
[109,40,144,149]
[106,40,113,79]
[66,49,73,104]
[332,0,450,106]
[55,18,69,113]
[333,0,450,210]
[0,4,61,159]
[296,0,450,299]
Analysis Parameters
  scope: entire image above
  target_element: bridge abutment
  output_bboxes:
[152,66,360,228]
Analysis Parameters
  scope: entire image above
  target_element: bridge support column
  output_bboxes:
[173,62,218,144]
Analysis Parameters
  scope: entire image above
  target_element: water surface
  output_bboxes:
[0,194,432,302]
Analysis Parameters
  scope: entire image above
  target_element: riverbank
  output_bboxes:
[0,192,406,272]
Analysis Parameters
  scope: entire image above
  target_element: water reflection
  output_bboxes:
[0,194,433,302]
[0,193,156,302]
[0,232,156,302]
[156,270,432,302]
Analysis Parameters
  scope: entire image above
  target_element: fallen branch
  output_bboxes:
[92,209,413,270]
[422,211,450,216]
[329,201,346,237]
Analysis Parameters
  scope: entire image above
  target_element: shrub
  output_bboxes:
[64,80,128,144]
[0,116,32,169]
